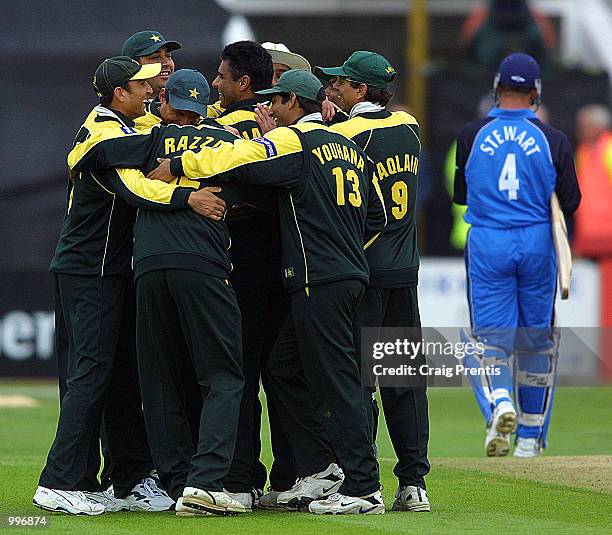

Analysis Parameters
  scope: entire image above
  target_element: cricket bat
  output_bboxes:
[551,193,572,299]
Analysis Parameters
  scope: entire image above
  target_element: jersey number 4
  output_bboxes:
[498,153,519,200]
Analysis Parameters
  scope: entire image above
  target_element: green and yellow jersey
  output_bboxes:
[64,119,270,280]
[206,100,225,119]
[332,110,421,288]
[51,106,191,277]
[214,98,263,140]
[170,119,386,292]
[212,98,280,262]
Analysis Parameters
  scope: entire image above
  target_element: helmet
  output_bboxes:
[493,53,541,107]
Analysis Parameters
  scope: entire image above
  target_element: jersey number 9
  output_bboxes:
[391,180,408,219]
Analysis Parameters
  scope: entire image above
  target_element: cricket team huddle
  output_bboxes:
[32,28,581,518]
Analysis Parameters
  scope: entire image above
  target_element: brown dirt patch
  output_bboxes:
[0,395,40,408]
[433,456,612,494]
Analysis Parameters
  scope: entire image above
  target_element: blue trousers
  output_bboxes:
[465,223,557,443]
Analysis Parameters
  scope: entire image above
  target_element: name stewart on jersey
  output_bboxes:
[479,125,542,157]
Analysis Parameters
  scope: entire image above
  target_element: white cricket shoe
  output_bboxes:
[308,491,385,515]
[258,488,285,510]
[123,476,174,512]
[82,486,127,512]
[182,487,246,516]
[485,426,510,457]
[392,485,430,512]
[223,488,256,512]
[175,497,210,517]
[493,400,518,434]
[33,486,105,516]
[485,401,517,457]
[277,463,344,510]
[514,437,541,458]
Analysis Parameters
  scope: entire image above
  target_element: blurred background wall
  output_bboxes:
[1,0,611,380]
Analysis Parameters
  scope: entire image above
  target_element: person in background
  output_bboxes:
[572,104,612,257]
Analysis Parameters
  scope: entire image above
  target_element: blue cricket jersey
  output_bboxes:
[454,108,580,227]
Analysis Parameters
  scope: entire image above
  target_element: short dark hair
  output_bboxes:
[220,41,273,92]
[280,88,325,115]
[349,81,393,107]
[497,83,533,95]
[99,83,131,108]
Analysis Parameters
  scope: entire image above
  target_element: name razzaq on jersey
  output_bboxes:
[479,125,542,157]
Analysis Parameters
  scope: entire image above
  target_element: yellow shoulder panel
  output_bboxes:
[215,109,256,126]
[292,122,328,133]
[207,101,225,118]
[68,107,142,169]
[134,111,161,131]
[331,112,419,139]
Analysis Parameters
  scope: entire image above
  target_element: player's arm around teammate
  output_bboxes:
[150,70,387,515]
[34,56,187,516]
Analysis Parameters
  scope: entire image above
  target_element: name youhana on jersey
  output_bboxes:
[479,126,542,157]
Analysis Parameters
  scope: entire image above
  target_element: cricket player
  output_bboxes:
[122,30,181,99]
[65,69,265,516]
[316,50,430,512]
[149,69,387,515]
[33,57,215,515]
[454,53,581,457]
[206,41,297,510]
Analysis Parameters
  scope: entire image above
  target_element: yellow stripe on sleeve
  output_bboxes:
[181,126,302,179]
[116,168,178,204]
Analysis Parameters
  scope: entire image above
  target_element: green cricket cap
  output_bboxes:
[314,51,396,89]
[166,69,210,116]
[122,30,181,59]
[93,56,162,97]
[255,69,323,101]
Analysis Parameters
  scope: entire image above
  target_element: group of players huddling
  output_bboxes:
[32,29,579,518]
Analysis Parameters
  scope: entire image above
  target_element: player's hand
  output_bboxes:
[255,103,277,134]
[188,187,226,221]
[223,125,240,136]
[147,158,175,183]
[321,98,339,122]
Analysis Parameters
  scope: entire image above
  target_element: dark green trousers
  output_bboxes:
[266,279,380,497]
[353,286,431,489]
[223,255,294,493]
[40,274,152,497]
[135,269,244,501]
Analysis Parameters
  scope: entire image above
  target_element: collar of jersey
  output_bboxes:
[94,105,136,127]
[488,108,538,119]
[296,112,323,124]
[349,101,385,118]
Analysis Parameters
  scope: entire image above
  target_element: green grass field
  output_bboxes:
[1,384,611,534]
